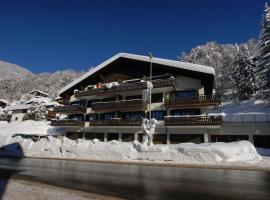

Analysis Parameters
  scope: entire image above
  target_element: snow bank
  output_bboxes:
[0,120,64,146]
[0,134,262,164]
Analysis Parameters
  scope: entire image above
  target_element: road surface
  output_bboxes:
[0,158,270,200]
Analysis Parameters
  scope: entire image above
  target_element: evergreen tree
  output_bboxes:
[22,104,47,121]
[232,51,256,101]
[255,2,270,99]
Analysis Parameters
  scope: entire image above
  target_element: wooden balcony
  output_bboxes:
[46,110,57,119]
[75,78,175,98]
[165,94,221,108]
[164,116,223,126]
[89,119,142,126]
[53,105,86,114]
[51,120,85,127]
[91,99,145,112]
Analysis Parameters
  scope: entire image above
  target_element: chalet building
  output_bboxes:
[29,90,48,97]
[7,104,32,122]
[51,53,222,144]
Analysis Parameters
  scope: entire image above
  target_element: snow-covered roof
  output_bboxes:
[29,90,48,96]
[59,53,215,95]
[6,104,32,111]
[25,97,52,105]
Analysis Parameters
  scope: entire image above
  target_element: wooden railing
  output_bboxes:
[89,119,142,126]
[46,110,57,119]
[91,99,145,112]
[75,78,175,98]
[164,116,223,126]
[165,94,221,108]
[53,105,86,114]
[51,120,85,127]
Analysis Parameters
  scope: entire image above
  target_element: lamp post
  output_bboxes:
[148,52,153,123]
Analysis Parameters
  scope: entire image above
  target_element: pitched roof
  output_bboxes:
[59,53,215,95]
[6,104,32,111]
[29,90,49,96]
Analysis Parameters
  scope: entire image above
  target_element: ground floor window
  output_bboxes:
[170,134,203,144]
[253,136,270,148]
[85,132,104,141]
[122,133,134,142]
[210,135,248,143]
[66,132,82,140]
[107,133,119,141]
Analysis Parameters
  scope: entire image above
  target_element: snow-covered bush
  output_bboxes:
[22,104,47,121]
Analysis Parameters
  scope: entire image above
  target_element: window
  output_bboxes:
[170,109,200,116]
[70,100,86,107]
[151,93,163,103]
[124,112,144,120]
[86,113,98,121]
[100,112,116,120]
[147,110,166,120]
[68,114,84,121]
[125,95,142,100]
[87,99,99,107]
[175,90,197,98]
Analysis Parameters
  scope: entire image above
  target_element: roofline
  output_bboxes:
[59,53,215,96]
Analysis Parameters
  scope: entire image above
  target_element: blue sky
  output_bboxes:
[0,0,266,73]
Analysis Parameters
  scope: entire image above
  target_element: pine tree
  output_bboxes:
[255,2,270,99]
[22,104,47,121]
[232,51,256,101]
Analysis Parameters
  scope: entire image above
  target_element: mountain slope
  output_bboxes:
[0,61,83,102]
[0,60,34,81]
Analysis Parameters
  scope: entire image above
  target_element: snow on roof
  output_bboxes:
[59,53,215,95]
[0,99,8,104]
[6,104,32,111]
[25,97,52,105]
[29,90,48,96]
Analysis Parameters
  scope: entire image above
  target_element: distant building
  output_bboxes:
[6,104,32,122]
[29,90,48,97]
[52,53,221,143]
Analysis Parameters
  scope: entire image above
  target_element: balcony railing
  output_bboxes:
[53,105,86,114]
[89,119,142,126]
[51,120,85,127]
[165,94,221,108]
[75,78,175,98]
[164,115,223,126]
[91,99,145,112]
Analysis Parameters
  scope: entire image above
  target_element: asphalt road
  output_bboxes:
[0,158,270,200]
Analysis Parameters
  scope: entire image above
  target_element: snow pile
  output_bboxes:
[0,133,262,164]
[0,120,64,146]
[134,141,261,163]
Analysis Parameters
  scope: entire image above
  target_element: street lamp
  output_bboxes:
[148,52,153,123]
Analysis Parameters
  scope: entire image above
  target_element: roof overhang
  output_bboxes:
[59,53,215,97]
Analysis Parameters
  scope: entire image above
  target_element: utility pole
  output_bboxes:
[148,52,153,123]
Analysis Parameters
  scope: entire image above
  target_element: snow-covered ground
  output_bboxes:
[0,120,268,168]
[210,100,270,122]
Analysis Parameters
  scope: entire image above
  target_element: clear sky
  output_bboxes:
[0,0,266,73]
